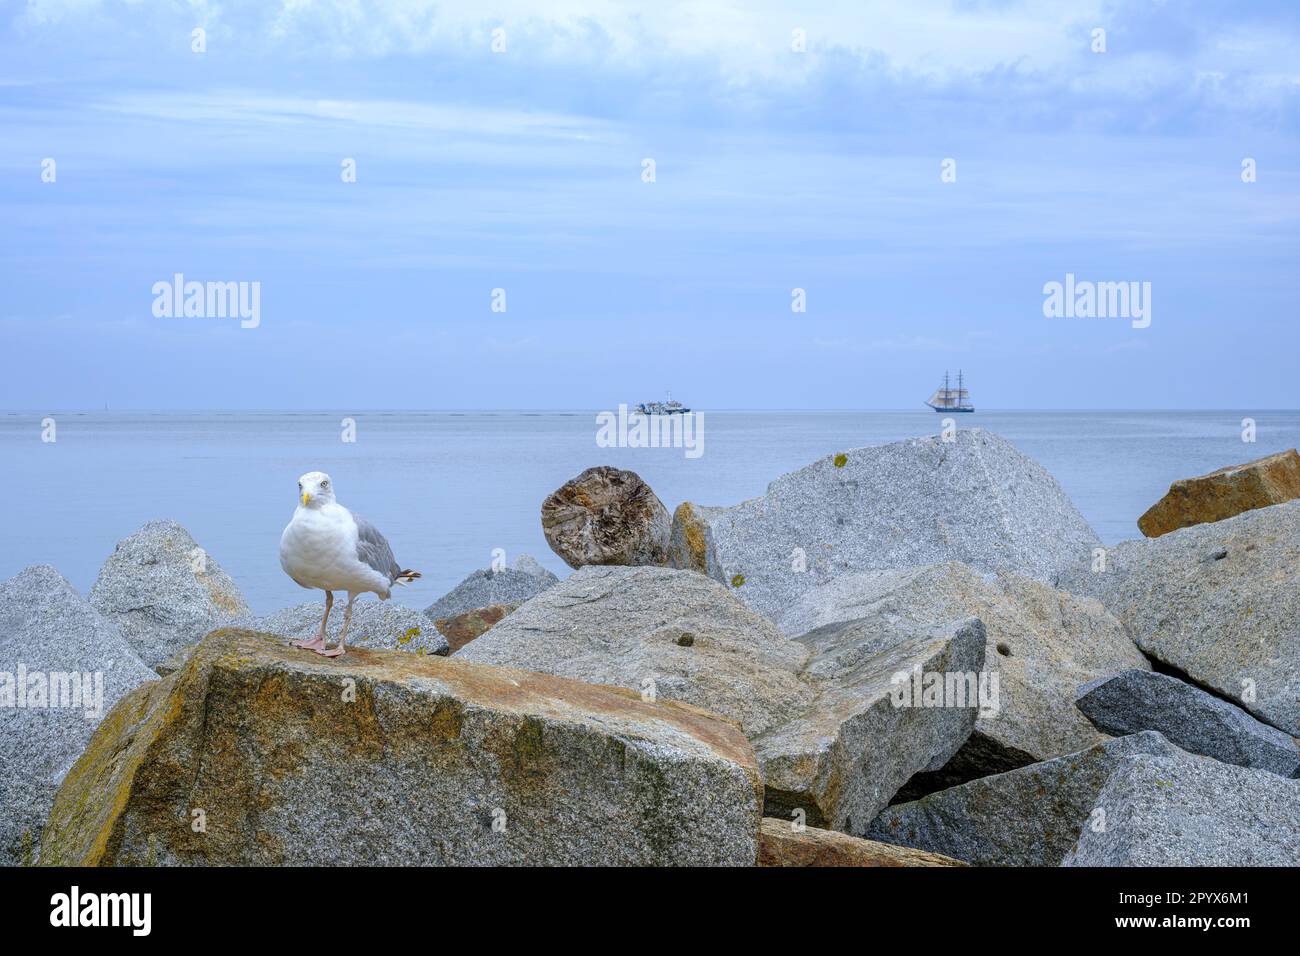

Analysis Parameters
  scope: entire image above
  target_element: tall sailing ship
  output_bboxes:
[925,370,975,413]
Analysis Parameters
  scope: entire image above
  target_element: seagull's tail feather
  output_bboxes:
[394,570,422,586]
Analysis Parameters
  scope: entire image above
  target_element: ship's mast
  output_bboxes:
[944,370,951,406]
[957,369,963,407]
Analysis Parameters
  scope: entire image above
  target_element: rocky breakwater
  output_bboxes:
[19,430,1300,868]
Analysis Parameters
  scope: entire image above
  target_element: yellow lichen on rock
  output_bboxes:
[40,627,763,866]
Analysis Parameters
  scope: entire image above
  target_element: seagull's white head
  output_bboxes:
[297,471,335,509]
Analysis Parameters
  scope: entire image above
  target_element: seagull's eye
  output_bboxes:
[321,480,329,489]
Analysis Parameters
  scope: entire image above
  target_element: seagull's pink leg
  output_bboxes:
[317,593,355,657]
[293,590,332,649]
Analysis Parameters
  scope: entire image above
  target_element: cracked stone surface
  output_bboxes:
[779,562,1148,798]
[866,732,1183,866]
[1062,752,1300,866]
[461,565,986,831]
[1075,669,1300,777]
[1058,499,1300,735]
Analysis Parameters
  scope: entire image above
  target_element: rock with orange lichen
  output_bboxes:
[1137,448,1300,537]
[757,817,965,867]
[668,502,727,579]
[38,628,764,866]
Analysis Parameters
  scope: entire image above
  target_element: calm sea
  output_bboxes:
[3,410,1297,614]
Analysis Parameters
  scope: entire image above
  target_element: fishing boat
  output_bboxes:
[636,389,690,415]
[925,370,975,413]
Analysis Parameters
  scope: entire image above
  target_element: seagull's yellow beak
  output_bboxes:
[301,492,311,506]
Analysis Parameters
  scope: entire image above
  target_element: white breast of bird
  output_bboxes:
[280,502,385,594]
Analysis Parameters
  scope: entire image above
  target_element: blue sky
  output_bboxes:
[1,0,1297,409]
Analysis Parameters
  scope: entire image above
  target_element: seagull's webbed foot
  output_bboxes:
[314,643,346,658]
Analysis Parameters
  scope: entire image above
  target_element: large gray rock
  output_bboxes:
[541,466,670,568]
[459,565,815,738]
[423,553,557,621]
[89,520,250,668]
[39,629,762,866]
[677,429,1101,625]
[1063,753,1300,866]
[0,566,156,865]
[865,732,1181,866]
[1076,669,1300,778]
[250,599,449,656]
[757,616,986,834]
[459,565,984,831]
[1058,499,1300,735]
[783,563,1147,797]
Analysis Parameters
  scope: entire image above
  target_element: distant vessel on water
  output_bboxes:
[925,370,975,413]
[637,389,690,415]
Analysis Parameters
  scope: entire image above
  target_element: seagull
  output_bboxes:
[279,471,421,657]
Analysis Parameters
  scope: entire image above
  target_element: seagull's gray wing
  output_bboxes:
[351,511,402,584]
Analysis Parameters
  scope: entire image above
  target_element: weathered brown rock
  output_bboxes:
[1137,448,1300,537]
[437,603,518,653]
[757,817,966,867]
[541,466,670,568]
[39,628,764,866]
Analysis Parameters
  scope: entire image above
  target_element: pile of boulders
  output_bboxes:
[7,431,1299,867]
